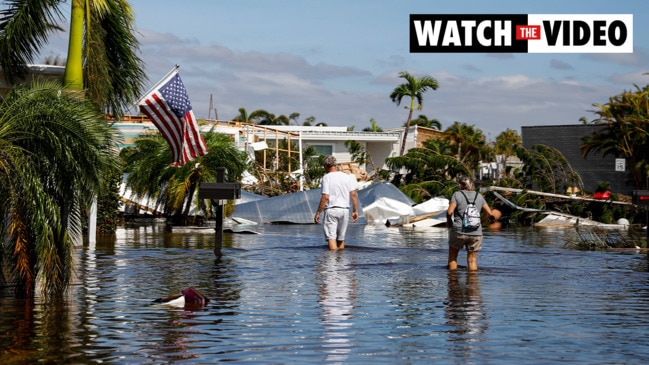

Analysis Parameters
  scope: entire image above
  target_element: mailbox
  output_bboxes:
[632,190,649,206]
[198,182,241,200]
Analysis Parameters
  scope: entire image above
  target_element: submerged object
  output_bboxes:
[153,287,210,309]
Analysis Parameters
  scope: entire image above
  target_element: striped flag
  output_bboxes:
[138,71,208,167]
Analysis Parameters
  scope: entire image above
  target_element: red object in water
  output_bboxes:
[182,287,210,306]
[593,191,611,200]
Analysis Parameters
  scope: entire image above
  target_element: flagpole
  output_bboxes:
[134,64,180,107]
[299,131,304,191]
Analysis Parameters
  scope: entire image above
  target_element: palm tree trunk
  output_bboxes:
[181,183,197,224]
[63,0,84,90]
[399,100,416,156]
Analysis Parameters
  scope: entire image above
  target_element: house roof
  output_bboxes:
[0,64,65,90]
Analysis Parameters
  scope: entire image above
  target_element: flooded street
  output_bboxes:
[1,223,648,364]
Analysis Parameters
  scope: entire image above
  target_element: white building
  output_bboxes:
[112,120,466,182]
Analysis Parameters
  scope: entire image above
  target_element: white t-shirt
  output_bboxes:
[321,171,357,208]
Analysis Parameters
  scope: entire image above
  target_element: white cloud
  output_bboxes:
[37,25,642,142]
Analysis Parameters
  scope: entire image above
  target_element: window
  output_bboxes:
[310,145,333,156]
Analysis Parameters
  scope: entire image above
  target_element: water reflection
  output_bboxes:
[445,271,487,356]
[317,251,357,364]
[3,225,649,364]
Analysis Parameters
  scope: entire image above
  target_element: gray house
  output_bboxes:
[521,124,634,195]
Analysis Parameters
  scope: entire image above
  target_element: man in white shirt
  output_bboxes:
[314,156,359,250]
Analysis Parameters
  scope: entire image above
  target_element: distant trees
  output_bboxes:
[445,121,491,175]
[494,128,522,178]
[232,107,299,126]
[407,114,442,130]
[364,118,383,132]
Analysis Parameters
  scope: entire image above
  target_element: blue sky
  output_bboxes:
[42,0,649,140]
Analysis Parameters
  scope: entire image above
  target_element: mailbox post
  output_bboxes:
[198,167,241,255]
[633,190,649,246]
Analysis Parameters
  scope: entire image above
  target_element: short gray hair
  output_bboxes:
[323,155,337,168]
[458,175,473,190]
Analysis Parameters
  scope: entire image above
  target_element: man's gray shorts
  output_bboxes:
[323,207,349,241]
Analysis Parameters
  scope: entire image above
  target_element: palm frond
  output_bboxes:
[1,79,120,297]
[0,0,65,84]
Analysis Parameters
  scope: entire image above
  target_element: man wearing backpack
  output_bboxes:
[446,176,495,271]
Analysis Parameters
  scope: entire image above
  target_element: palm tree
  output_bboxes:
[253,110,290,125]
[408,114,442,130]
[0,1,144,298]
[232,107,252,123]
[494,128,522,178]
[516,144,583,194]
[390,71,439,156]
[0,0,146,119]
[345,118,383,172]
[445,121,490,176]
[289,112,300,125]
[581,85,649,189]
[0,80,120,297]
[363,118,383,132]
[233,108,293,126]
[120,132,247,225]
[303,116,316,126]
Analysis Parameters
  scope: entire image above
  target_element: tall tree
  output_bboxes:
[0,0,146,119]
[0,80,120,297]
[390,71,439,156]
[0,0,144,298]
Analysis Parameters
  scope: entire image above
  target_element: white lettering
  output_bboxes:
[494,20,511,46]
[442,21,462,46]
[414,20,442,46]
[413,19,513,47]
[529,14,633,53]
[461,20,476,46]
[477,21,490,46]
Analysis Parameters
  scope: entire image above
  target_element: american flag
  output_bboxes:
[139,71,208,167]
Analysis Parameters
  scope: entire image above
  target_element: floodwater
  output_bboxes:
[1,223,648,364]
